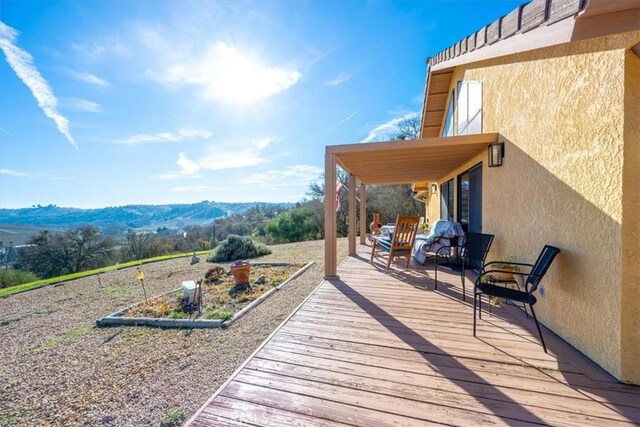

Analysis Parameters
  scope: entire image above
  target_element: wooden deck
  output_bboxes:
[187,245,640,426]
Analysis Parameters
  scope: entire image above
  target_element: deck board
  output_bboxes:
[187,245,640,426]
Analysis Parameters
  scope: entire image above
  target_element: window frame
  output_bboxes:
[457,162,483,233]
[440,179,455,222]
[441,80,483,137]
[441,89,456,137]
[456,80,483,135]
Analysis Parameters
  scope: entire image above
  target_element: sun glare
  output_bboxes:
[204,43,300,105]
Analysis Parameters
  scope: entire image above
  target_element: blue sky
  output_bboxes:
[0,0,521,209]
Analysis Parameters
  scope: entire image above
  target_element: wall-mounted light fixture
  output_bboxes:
[430,183,438,194]
[488,142,505,167]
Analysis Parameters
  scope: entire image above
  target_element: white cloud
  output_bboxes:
[176,152,202,174]
[156,172,202,181]
[325,72,350,87]
[115,128,212,145]
[0,22,76,148]
[0,168,74,180]
[71,39,128,58]
[171,185,229,193]
[362,112,420,143]
[174,138,273,175]
[69,70,110,87]
[241,165,322,187]
[152,42,301,104]
[63,98,102,113]
[0,168,30,177]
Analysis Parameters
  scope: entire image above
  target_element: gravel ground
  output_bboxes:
[0,239,348,427]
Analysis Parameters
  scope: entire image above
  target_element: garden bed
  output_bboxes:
[97,261,313,328]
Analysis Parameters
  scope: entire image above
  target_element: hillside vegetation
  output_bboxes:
[0,201,291,230]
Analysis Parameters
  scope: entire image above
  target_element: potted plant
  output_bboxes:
[230,260,251,284]
[489,257,519,282]
[229,260,251,297]
[418,223,429,235]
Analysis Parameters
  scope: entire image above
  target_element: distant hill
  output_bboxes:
[0,201,292,231]
[0,224,50,245]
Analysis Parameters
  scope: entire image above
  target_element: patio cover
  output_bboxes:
[324,132,500,278]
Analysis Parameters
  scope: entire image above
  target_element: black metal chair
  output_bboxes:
[473,245,561,353]
[434,232,495,301]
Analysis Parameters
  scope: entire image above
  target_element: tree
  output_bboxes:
[123,231,160,261]
[266,207,322,243]
[16,226,116,278]
[57,226,116,273]
[394,115,421,140]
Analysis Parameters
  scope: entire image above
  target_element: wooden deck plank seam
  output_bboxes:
[244,358,635,425]
[264,338,640,409]
[219,381,453,427]
[255,345,635,410]
[230,374,507,427]
[277,326,567,371]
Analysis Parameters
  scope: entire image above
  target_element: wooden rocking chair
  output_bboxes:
[370,214,420,270]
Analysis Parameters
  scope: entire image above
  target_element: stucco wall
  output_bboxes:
[426,31,640,382]
[620,48,640,384]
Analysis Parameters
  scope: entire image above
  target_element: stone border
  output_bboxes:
[96,261,314,329]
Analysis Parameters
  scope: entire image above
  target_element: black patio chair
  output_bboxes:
[473,245,561,353]
[434,232,494,301]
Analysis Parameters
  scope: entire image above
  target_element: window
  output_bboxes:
[442,89,455,137]
[456,81,482,135]
[457,163,483,233]
[440,179,454,221]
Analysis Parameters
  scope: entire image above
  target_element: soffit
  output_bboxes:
[328,133,499,185]
[420,70,453,139]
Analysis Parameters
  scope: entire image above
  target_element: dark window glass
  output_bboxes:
[457,163,482,233]
[440,179,454,221]
[442,90,455,137]
[459,171,470,230]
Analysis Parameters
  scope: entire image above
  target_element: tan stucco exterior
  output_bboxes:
[620,47,640,383]
[425,32,640,383]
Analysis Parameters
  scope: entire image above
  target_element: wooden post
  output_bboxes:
[348,173,356,256]
[324,152,339,279]
[359,182,366,245]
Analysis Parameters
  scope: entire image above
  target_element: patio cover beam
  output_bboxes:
[324,152,339,280]
[348,174,356,256]
[359,183,366,245]
[328,133,499,185]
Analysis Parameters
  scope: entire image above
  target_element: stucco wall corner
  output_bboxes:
[620,47,640,384]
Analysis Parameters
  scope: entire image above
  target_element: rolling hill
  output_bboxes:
[0,201,291,231]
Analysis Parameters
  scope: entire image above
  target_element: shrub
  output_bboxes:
[0,268,39,289]
[204,266,226,283]
[206,235,271,263]
[160,410,185,427]
[204,307,233,321]
[266,207,321,243]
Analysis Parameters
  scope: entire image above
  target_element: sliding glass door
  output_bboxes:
[457,164,482,233]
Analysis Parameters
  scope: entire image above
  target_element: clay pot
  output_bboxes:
[230,260,251,285]
[369,212,382,234]
[490,267,518,282]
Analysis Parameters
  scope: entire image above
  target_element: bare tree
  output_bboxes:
[123,231,158,261]
[395,115,421,140]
